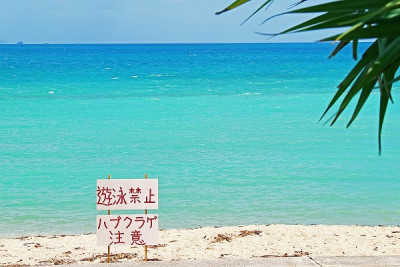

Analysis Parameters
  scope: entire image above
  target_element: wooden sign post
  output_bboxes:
[107,174,111,263]
[96,174,158,262]
[144,173,148,261]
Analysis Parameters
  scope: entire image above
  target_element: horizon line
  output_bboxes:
[0,40,373,45]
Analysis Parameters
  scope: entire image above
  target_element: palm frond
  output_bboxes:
[218,0,400,153]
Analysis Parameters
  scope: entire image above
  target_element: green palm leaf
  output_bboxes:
[216,0,252,15]
[217,0,400,153]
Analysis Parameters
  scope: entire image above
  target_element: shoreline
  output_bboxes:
[1,224,399,266]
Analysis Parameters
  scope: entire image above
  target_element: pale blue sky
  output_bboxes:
[0,0,338,44]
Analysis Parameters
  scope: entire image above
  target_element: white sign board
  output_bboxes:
[97,179,158,210]
[97,214,158,246]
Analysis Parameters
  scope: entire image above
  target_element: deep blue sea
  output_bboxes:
[1,43,399,238]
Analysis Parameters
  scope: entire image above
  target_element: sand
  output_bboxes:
[1,224,400,266]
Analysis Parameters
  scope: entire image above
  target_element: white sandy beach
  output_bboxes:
[1,224,400,266]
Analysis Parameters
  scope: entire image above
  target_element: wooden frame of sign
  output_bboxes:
[96,174,158,262]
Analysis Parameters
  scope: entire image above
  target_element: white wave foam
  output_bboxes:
[150,73,173,77]
[239,92,260,96]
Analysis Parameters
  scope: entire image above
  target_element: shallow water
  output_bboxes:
[1,43,399,237]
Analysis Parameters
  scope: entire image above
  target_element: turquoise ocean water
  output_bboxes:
[1,43,399,238]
